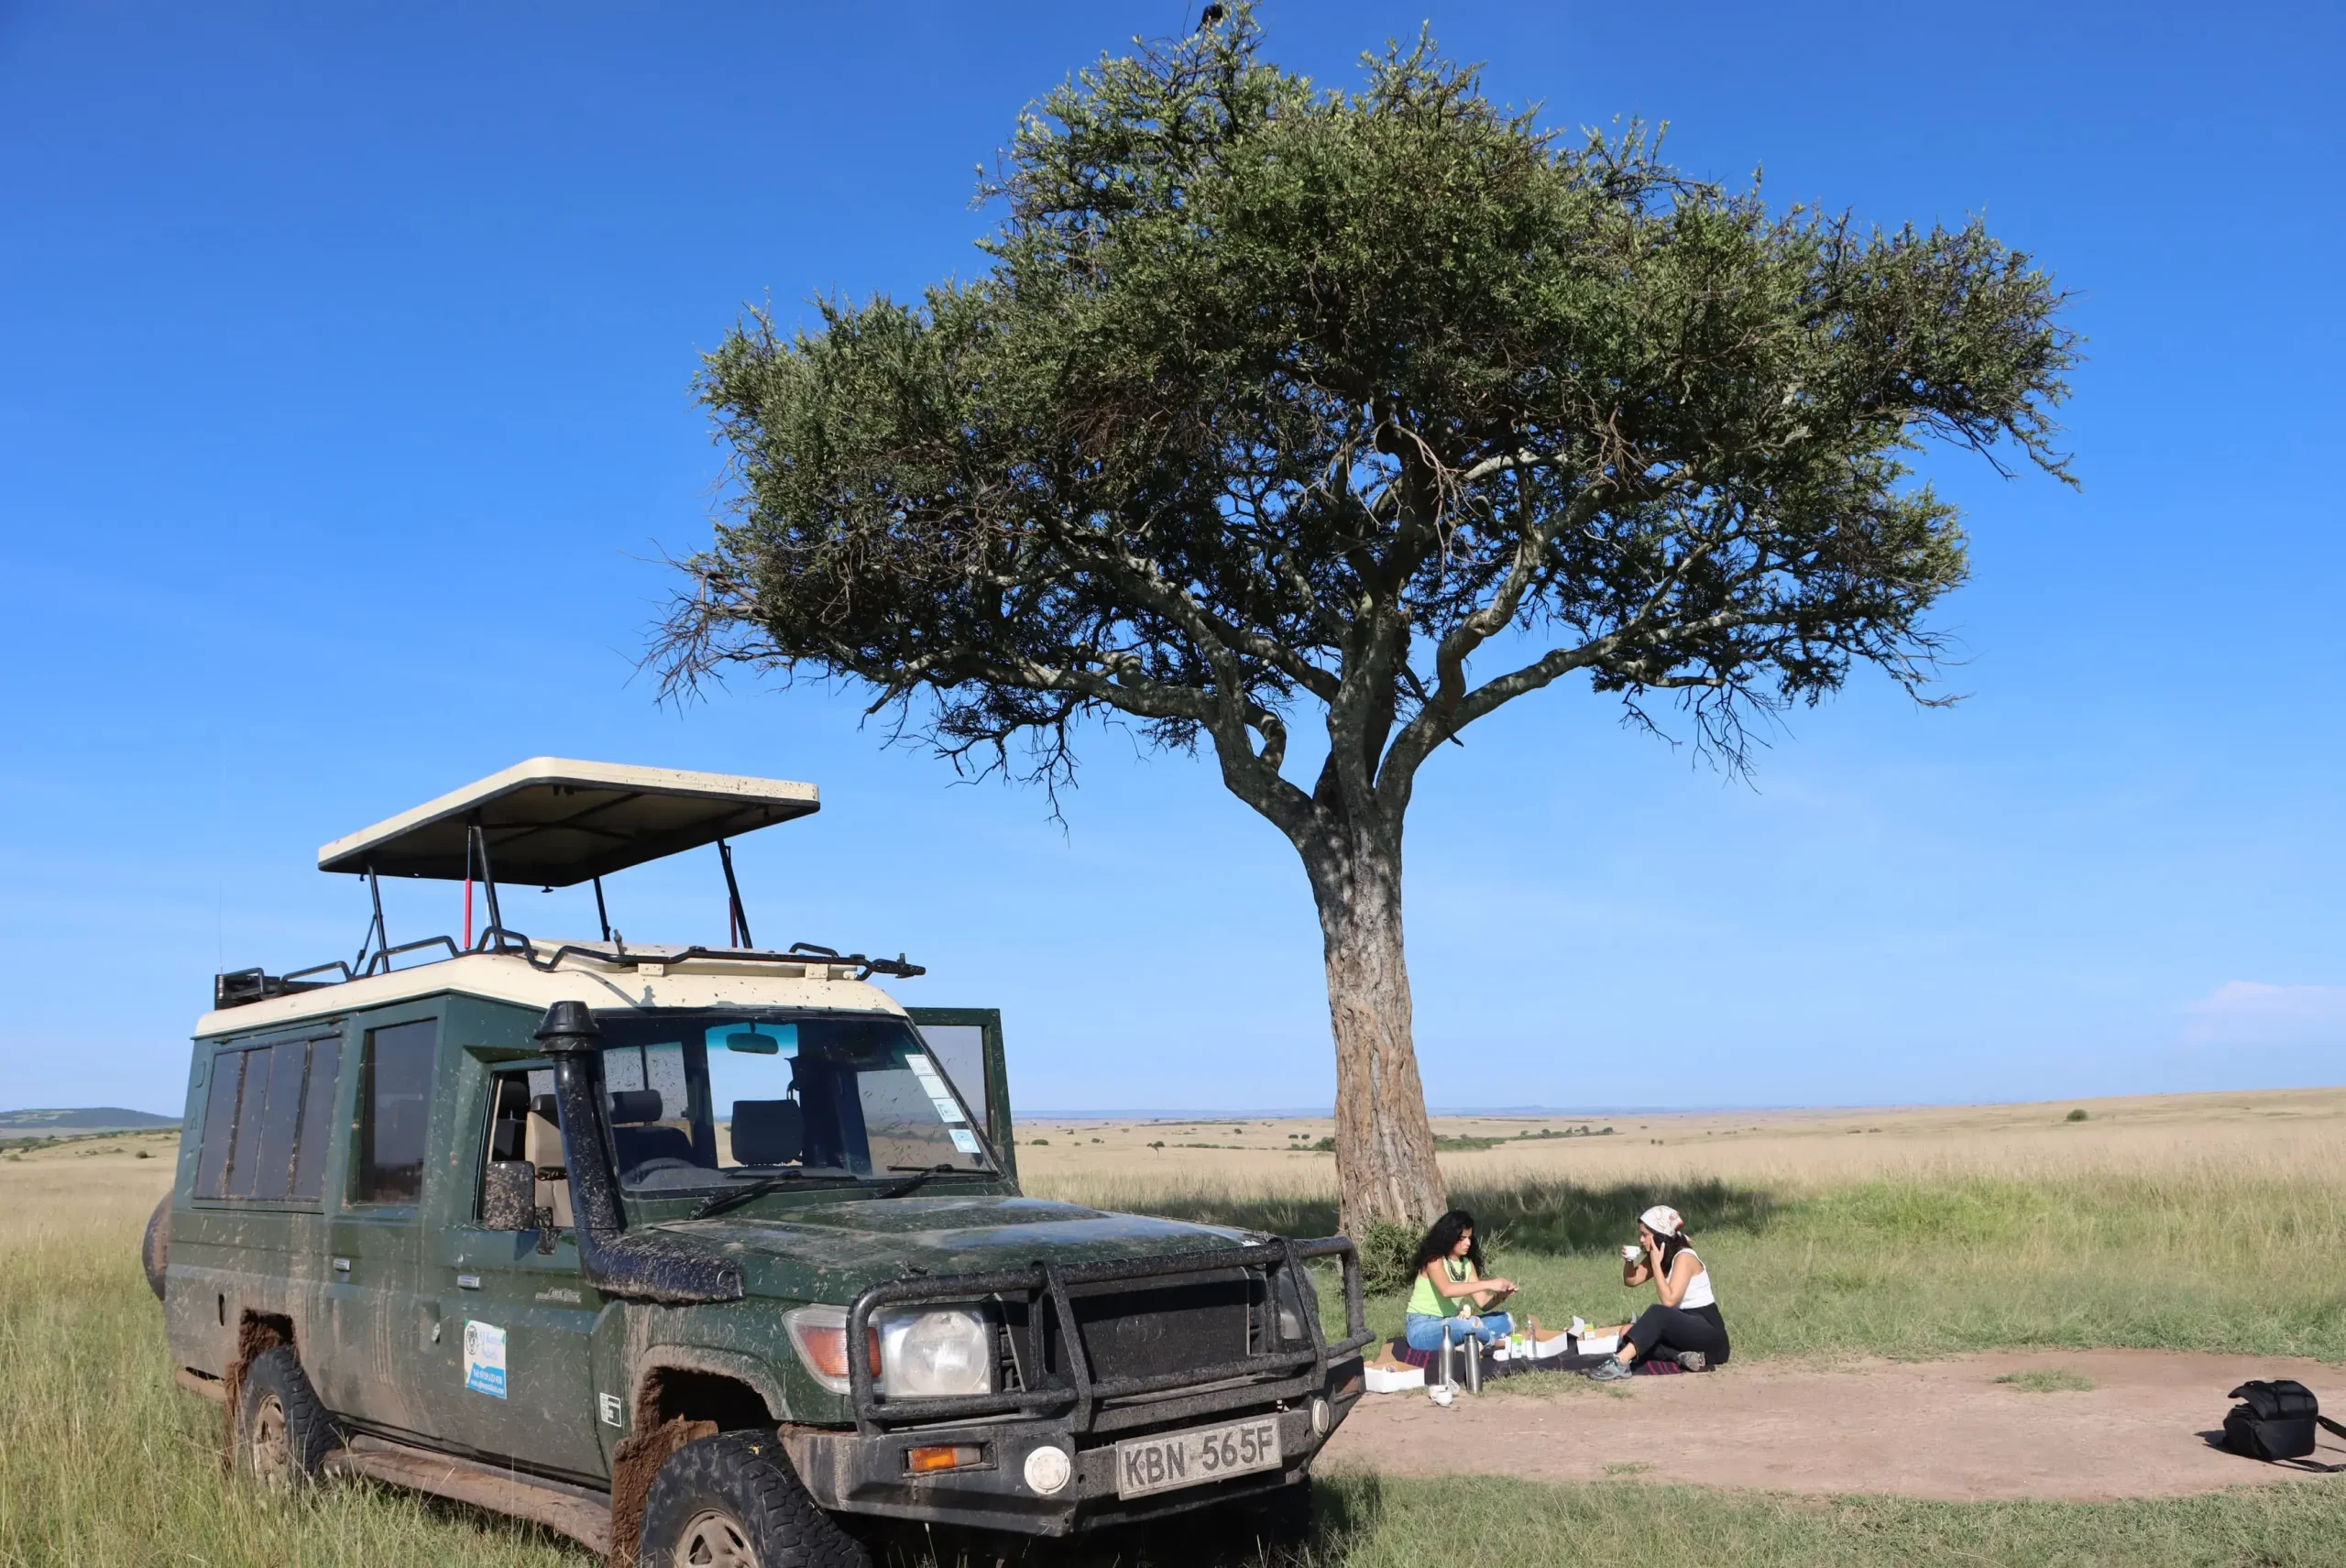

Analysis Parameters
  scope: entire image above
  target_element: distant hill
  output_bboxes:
[0,1107,180,1136]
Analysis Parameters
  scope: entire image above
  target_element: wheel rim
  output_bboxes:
[248,1392,291,1482]
[677,1508,759,1568]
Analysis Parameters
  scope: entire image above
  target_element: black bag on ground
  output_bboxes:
[2221,1380,2346,1466]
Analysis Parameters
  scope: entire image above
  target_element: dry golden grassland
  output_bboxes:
[4,1093,2344,1567]
[1018,1085,2346,1198]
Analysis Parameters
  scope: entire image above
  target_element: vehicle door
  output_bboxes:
[907,1008,1015,1185]
[427,1035,606,1481]
[315,1008,439,1438]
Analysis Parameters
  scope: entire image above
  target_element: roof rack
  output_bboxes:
[213,934,926,1011]
[213,760,922,1010]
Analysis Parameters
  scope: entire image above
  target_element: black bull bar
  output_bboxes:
[843,1237,1371,1435]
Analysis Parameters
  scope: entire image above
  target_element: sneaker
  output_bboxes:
[1586,1356,1633,1382]
[1674,1351,1708,1373]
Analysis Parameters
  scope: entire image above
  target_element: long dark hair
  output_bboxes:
[1644,1219,1693,1277]
[1410,1210,1485,1278]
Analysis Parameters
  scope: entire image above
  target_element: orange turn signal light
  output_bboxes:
[904,1443,986,1475]
[795,1323,882,1381]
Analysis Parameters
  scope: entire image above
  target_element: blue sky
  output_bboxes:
[3,1,2341,1116]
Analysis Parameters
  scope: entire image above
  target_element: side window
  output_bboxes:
[355,1019,438,1204]
[193,1032,346,1204]
[239,1040,310,1201]
[291,1037,344,1201]
[192,1049,248,1199]
[478,1068,573,1231]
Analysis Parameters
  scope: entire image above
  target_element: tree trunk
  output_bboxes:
[1304,822,1446,1241]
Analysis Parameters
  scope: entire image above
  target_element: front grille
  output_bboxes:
[1063,1272,1255,1384]
[843,1237,1369,1434]
[999,1267,1264,1391]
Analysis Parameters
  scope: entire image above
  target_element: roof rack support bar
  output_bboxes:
[468,820,507,949]
[354,867,389,976]
[592,876,612,944]
[718,839,753,949]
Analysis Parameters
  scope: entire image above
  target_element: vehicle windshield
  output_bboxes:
[589,1011,995,1194]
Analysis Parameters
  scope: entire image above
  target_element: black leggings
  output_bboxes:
[1626,1302,1729,1365]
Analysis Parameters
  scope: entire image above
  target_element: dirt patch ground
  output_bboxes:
[1321,1348,2346,1500]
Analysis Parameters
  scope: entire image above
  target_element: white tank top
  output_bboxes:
[1674,1247,1716,1310]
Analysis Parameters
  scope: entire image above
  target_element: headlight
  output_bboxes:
[785,1303,992,1398]
[877,1306,992,1398]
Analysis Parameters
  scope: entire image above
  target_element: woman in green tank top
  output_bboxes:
[1402,1210,1519,1353]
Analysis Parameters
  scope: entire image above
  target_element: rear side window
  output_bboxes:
[193,1031,345,1203]
[192,1051,249,1199]
[291,1037,343,1201]
[355,1020,437,1204]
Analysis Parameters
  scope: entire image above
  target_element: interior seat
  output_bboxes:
[729,1099,805,1167]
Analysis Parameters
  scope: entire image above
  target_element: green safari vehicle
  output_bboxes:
[151,760,1368,1566]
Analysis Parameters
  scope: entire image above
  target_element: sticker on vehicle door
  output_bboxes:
[463,1321,508,1398]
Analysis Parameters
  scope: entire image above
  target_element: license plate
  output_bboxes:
[1114,1416,1282,1498]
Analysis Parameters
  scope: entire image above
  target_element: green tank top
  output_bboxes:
[1407,1256,1474,1318]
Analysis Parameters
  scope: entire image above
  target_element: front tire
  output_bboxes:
[638,1431,870,1568]
[234,1346,338,1485]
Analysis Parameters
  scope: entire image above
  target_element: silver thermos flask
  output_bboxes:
[1464,1333,1483,1393]
[1439,1333,1455,1390]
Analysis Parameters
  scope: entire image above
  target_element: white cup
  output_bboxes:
[1622,1244,1643,1263]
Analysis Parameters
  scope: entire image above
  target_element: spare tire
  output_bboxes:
[142,1193,170,1300]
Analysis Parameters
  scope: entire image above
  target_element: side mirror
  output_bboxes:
[482,1159,537,1232]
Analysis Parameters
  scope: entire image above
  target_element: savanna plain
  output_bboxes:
[4,1089,2343,1567]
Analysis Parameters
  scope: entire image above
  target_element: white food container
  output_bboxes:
[1365,1363,1427,1393]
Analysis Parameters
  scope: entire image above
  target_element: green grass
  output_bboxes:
[1118,1170,2346,1363]
[11,1164,2346,1566]
[1997,1368,2098,1392]
[0,1228,581,1568]
[1274,1473,2346,1568]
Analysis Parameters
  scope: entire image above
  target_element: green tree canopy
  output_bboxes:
[659,8,2076,1233]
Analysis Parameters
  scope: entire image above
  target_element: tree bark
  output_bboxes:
[1302,820,1446,1240]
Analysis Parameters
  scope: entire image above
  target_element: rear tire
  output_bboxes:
[638,1431,870,1568]
[234,1346,338,1485]
[141,1196,170,1300]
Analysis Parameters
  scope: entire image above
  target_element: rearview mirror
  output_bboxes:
[714,1022,796,1054]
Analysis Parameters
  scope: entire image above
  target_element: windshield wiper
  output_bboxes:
[876,1163,980,1200]
[690,1171,806,1221]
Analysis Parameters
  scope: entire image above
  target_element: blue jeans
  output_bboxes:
[1404,1310,1513,1353]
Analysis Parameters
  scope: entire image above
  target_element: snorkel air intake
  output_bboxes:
[536,1000,745,1305]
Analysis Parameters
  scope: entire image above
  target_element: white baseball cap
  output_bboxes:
[1639,1205,1684,1235]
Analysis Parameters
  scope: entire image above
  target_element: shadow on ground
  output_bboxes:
[861,1477,1385,1567]
[1124,1178,1776,1257]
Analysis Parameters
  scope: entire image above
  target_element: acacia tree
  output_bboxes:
[657,11,2075,1236]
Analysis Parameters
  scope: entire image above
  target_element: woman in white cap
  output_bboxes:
[1585,1204,1728,1381]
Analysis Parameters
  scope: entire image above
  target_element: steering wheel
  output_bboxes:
[624,1157,702,1179]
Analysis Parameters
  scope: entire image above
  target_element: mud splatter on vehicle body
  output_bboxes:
[155,760,1367,1565]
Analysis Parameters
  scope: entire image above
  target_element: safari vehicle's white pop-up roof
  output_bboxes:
[317,757,818,885]
[213,757,921,1013]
